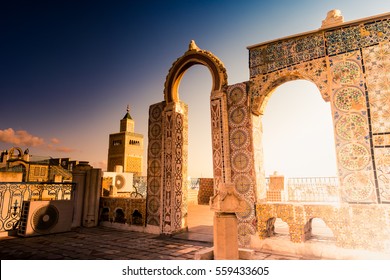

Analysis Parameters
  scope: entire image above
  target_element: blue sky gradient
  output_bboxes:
[1,0,389,177]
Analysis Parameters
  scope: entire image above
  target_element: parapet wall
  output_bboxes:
[256,203,390,252]
[99,197,146,227]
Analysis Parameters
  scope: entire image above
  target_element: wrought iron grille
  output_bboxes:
[132,176,147,198]
[0,182,75,232]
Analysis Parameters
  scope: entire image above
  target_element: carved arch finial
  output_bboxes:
[188,40,199,51]
[321,9,344,28]
[164,42,228,103]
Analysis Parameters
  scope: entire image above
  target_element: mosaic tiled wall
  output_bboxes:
[252,113,267,202]
[249,15,390,204]
[145,15,389,248]
[210,91,231,191]
[362,43,390,202]
[146,102,165,226]
[227,83,258,246]
[161,102,188,234]
[250,57,329,115]
[330,51,377,203]
[249,18,390,76]
[197,178,214,205]
[146,43,231,236]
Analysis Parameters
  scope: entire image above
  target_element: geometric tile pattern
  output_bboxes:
[146,14,390,251]
[373,134,390,147]
[338,143,370,171]
[227,83,258,247]
[335,113,368,141]
[161,108,174,233]
[250,57,329,115]
[249,33,326,76]
[147,43,230,236]
[249,17,388,74]
[325,19,390,56]
[374,148,390,202]
[333,87,365,112]
[249,14,390,245]
[251,113,267,202]
[330,51,377,203]
[363,43,390,202]
[146,102,165,226]
[210,98,225,192]
[342,172,375,202]
[249,19,390,204]
[161,103,188,234]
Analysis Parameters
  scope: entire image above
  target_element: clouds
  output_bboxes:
[47,144,75,153]
[0,128,44,147]
[0,128,74,153]
[50,138,60,144]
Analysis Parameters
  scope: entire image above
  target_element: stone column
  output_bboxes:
[213,213,239,259]
[82,168,102,227]
[210,183,247,260]
[71,161,92,228]
[161,101,188,234]
[146,102,165,233]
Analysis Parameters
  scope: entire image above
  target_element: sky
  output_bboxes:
[1,0,389,178]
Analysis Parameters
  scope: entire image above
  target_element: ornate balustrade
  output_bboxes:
[0,182,75,232]
[265,176,339,203]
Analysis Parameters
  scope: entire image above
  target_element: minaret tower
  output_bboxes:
[107,105,144,175]
[120,105,135,133]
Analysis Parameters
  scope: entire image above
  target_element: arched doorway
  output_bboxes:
[174,65,214,241]
[146,41,230,235]
[262,79,337,181]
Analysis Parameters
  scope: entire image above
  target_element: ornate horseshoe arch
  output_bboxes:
[146,11,390,251]
[146,41,231,234]
[164,40,228,103]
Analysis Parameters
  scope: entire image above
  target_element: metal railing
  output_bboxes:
[0,182,75,232]
[287,177,340,203]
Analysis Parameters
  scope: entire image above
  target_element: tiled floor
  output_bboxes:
[0,204,322,260]
[0,227,211,260]
[0,226,311,260]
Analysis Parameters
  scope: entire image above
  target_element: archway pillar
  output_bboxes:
[160,101,188,234]
[226,83,261,246]
[147,41,229,235]
[146,102,165,233]
[210,89,232,192]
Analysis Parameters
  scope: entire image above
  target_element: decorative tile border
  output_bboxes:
[249,18,390,77]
